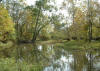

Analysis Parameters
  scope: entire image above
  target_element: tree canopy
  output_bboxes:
[0,5,15,41]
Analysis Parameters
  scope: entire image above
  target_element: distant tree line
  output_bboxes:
[0,0,100,43]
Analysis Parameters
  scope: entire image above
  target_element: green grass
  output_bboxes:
[54,40,100,50]
[36,40,100,50]
[36,40,68,44]
[86,40,100,49]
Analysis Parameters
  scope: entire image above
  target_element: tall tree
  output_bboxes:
[87,0,93,42]
[2,0,26,41]
[32,0,53,42]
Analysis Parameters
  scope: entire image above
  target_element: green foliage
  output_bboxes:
[21,32,33,41]
[0,0,100,42]
[92,26,100,38]
[51,31,66,40]
[0,6,15,41]
[57,40,100,50]
[39,25,52,40]
[39,32,51,41]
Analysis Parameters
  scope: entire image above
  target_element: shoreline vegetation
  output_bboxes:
[0,0,100,71]
[0,0,100,51]
[54,40,100,50]
[0,40,100,50]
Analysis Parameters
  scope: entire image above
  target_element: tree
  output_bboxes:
[68,0,76,25]
[0,5,15,42]
[87,0,93,42]
[31,0,54,43]
[68,7,87,40]
[2,0,26,41]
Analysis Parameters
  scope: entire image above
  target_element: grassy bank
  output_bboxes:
[36,40,68,44]
[36,40,100,50]
[0,40,100,50]
[54,40,100,50]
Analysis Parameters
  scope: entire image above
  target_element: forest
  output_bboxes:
[0,0,100,43]
[0,0,100,71]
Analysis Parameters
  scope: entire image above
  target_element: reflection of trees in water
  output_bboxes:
[88,50,94,71]
[15,44,49,64]
[1,43,100,71]
[14,44,63,71]
[70,50,88,71]
[14,45,100,71]
[15,44,49,71]
[70,50,99,71]
[43,47,73,71]
[87,50,97,71]
[15,44,68,71]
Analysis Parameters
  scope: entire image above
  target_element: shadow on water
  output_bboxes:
[0,43,100,71]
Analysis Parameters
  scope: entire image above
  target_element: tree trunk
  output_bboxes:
[88,0,92,42]
[32,7,41,43]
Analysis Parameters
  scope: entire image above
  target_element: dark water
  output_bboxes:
[0,43,100,71]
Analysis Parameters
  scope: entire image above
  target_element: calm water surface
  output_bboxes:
[0,43,100,71]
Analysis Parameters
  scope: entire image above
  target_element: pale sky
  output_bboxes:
[25,0,100,6]
[25,0,100,16]
[25,0,37,5]
[25,0,100,23]
[25,0,63,6]
[25,0,67,16]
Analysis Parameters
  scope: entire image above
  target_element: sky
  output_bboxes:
[25,0,63,6]
[25,0,100,6]
[25,0,100,23]
[25,0,100,15]
[25,0,37,5]
[25,0,68,16]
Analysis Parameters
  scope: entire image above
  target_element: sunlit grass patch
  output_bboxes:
[54,40,100,50]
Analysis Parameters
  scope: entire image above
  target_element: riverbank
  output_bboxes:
[0,40,100,50]
[20,40,100,50]
[35,40,68,44]
[54,40,100,50]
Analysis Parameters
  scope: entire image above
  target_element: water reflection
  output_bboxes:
[0,43,100,71]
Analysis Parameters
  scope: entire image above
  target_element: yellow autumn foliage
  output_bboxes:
[0,5,15,41]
